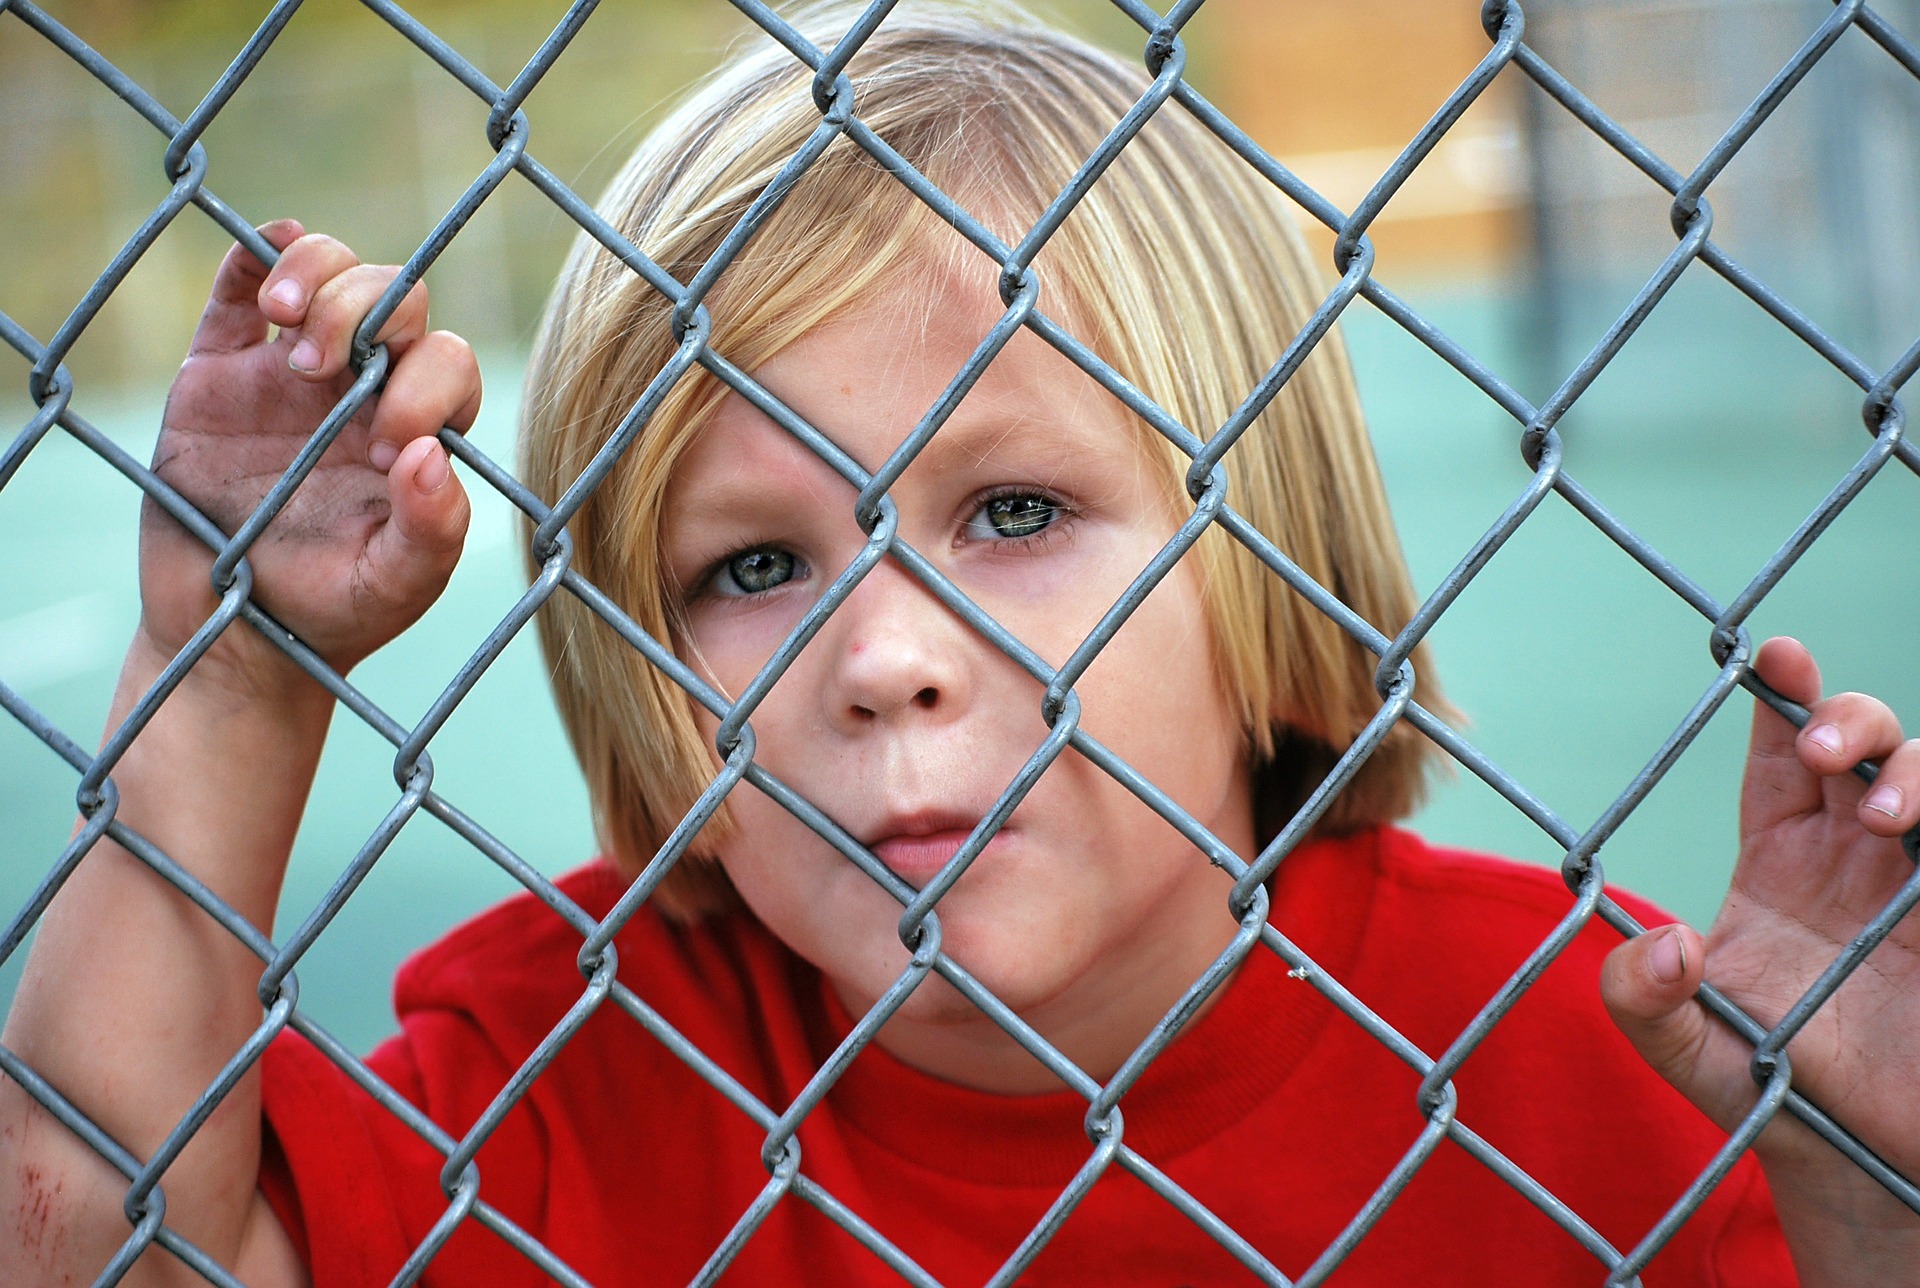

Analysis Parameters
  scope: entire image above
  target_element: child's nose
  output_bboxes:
[821,559,972,731]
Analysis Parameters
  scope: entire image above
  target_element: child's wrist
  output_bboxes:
[126,618,335,726]
[103,627,333,917]
[1761,1149,1920,1287]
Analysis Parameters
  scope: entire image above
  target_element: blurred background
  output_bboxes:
[3,0,1919,1053]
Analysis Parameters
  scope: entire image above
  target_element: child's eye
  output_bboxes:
[710,548,800,597]
[964,491,1067,542]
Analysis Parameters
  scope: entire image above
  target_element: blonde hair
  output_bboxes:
[520,4,1448,919]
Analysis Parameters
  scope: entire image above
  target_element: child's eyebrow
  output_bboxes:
[670,458,839,528]
[668,378,1127,539]
[902,400,1116,480]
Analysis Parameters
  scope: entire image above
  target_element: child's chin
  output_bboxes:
[921,943,1082,1019]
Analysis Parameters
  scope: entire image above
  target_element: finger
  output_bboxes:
[360,437,470,616]
[1859,738,1920,837]
[257,232,361,332]
[1798,691,1906,777]
[1599,924,1749,1130]
[286,264,428,381]
[1794,691,1907,840]
[1741,637,1826,837]
[190,220,305,355]
[366,332,481,472]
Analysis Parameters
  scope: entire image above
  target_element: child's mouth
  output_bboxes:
[866,815,1008,883]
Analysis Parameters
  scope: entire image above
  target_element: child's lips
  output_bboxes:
[869,825,1008,882]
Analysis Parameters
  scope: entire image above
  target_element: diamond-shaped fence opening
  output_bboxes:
[1,0,1917,1284]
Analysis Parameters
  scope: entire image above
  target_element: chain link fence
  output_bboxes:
[2,0,1918,1283]
[1521,0,1920,389]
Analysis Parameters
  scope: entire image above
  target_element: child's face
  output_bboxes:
[661,270,1255,1089]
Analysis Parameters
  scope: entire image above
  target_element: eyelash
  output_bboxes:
[691,486,1076,602]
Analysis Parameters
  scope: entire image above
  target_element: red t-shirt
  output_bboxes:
[259,827,1792,1285]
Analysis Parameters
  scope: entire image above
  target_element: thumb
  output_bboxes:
[363,436,470,613]
[1600,924,1732,1118]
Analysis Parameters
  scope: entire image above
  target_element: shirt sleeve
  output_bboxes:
[258,1010,550,1286]
[259,1027,423,1283]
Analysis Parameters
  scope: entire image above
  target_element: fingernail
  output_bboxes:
[1865,784,1905,819]
[414,444,449,492]
[368,440,398,472]
[1805,724,1844,756]
[288,337,321,372]
[266,279,304,311]
[1649,927,1687,984]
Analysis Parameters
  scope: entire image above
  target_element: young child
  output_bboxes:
[5,6,1919,1285]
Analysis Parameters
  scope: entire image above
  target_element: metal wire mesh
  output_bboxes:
[2,0,1917,1283]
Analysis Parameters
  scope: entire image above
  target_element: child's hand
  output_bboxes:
[141,219,477,693]
[1601,636,1920,1280]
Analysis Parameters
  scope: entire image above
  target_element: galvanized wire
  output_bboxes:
[1,0,1917,1284]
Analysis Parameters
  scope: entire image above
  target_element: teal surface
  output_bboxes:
[2,281,1916,1054]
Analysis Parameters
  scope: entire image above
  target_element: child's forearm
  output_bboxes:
[0,634,325,1284]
